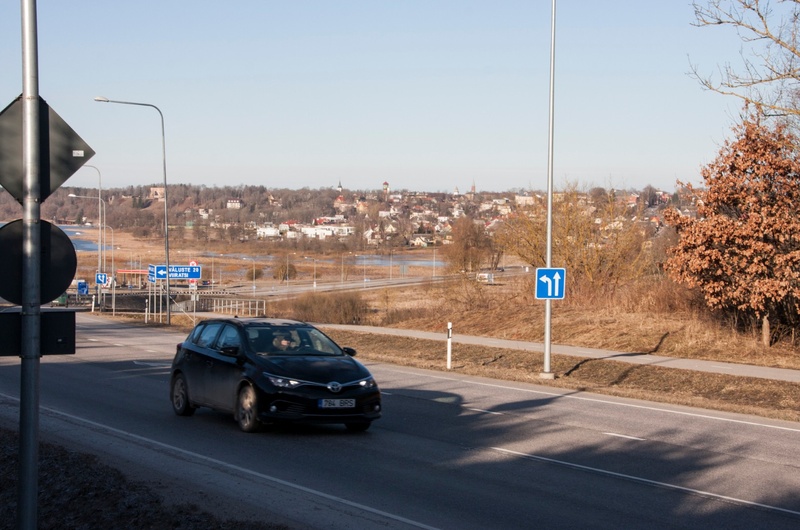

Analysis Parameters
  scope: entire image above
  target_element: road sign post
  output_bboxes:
[5,4,96,526]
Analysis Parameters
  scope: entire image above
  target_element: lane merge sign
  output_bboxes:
[535,267,566,300]
[148,264,202,283]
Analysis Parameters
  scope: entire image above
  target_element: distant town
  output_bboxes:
[0,180,687,252]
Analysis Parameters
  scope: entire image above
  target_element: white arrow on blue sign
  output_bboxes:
[95,272,108,285]
[535,268,566,300]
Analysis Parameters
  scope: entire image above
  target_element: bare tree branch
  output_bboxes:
[692,0,800,117]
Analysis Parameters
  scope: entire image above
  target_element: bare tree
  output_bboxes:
[441,216,492,273]
[692,0,800,117]
[495,186,651,299]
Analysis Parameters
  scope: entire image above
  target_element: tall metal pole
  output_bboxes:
[541,0,557,379]
[19,1,41,527]
[69,192,106,308]
[112,227,116,313]
[94,97,171,324]
[80,164,102,282]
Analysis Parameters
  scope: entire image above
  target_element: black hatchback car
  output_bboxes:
[170,318,381,432]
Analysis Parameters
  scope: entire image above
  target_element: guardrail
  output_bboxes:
[202,297,269,317]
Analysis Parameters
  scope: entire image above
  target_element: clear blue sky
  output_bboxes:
[1,1,743,194]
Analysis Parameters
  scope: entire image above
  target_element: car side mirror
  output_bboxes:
[342,346,356,357]
[220,345,240,357]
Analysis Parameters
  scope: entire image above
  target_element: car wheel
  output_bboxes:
[171,374,196,417]
[345,421,371,432]
[237,385,261,433]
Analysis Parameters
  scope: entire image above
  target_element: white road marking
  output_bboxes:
[603,432,645,441]
[492,446,800,517]
[132,361,172,368]
[467,408,503,416]
[0,392,438,530]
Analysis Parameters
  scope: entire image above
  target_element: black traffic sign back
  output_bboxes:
[0,219,77,305]
[0,95,95,202]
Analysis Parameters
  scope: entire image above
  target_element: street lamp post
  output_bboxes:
[341,251,352,284]
[432,243,437,278]
[355,254,367,288]
[80,164,103,267]
[102,225,115,315]
[304,256,317,290]
[94,96,171,324]
[284,252,296,290]
[70,193,106,309]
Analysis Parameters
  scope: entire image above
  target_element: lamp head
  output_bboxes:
[93,96,109,103]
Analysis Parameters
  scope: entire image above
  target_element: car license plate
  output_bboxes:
[319,398,355,409]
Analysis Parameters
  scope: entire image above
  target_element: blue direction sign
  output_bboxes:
[169,265,202,279]
[148,264,201,283]
[535,268,566,300]
[147,264,158,284]
[95,272,108,285]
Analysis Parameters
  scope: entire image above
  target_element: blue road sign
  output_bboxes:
[148,264,202,282]
[77,280,89,296]
[535,268,566,300]
[169,265,202,279]
[95,273,107,285]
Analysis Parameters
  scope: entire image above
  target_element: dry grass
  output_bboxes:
[363,277,800,371]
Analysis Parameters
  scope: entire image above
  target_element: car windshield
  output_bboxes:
[245,325,343,356]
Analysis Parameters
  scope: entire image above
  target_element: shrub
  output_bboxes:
[290,291,368,325]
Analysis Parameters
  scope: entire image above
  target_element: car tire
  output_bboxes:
[345,421,371,432]
[171,373,196,417]
[236,385,261,433]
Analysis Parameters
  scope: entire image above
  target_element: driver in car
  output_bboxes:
[273,332,298,351]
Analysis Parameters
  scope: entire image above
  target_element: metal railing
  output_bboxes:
[205,297,269,317]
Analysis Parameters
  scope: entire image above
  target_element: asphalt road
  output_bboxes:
[1,314,799,529]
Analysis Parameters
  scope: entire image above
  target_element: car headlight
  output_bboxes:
[266,374,302,388]
[359,377,377,389]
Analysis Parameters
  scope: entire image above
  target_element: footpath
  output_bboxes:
[319,323,800,384]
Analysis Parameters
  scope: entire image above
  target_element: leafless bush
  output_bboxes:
[288,291,369,324]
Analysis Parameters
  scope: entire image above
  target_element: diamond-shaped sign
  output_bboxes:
[0,95,95,202]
